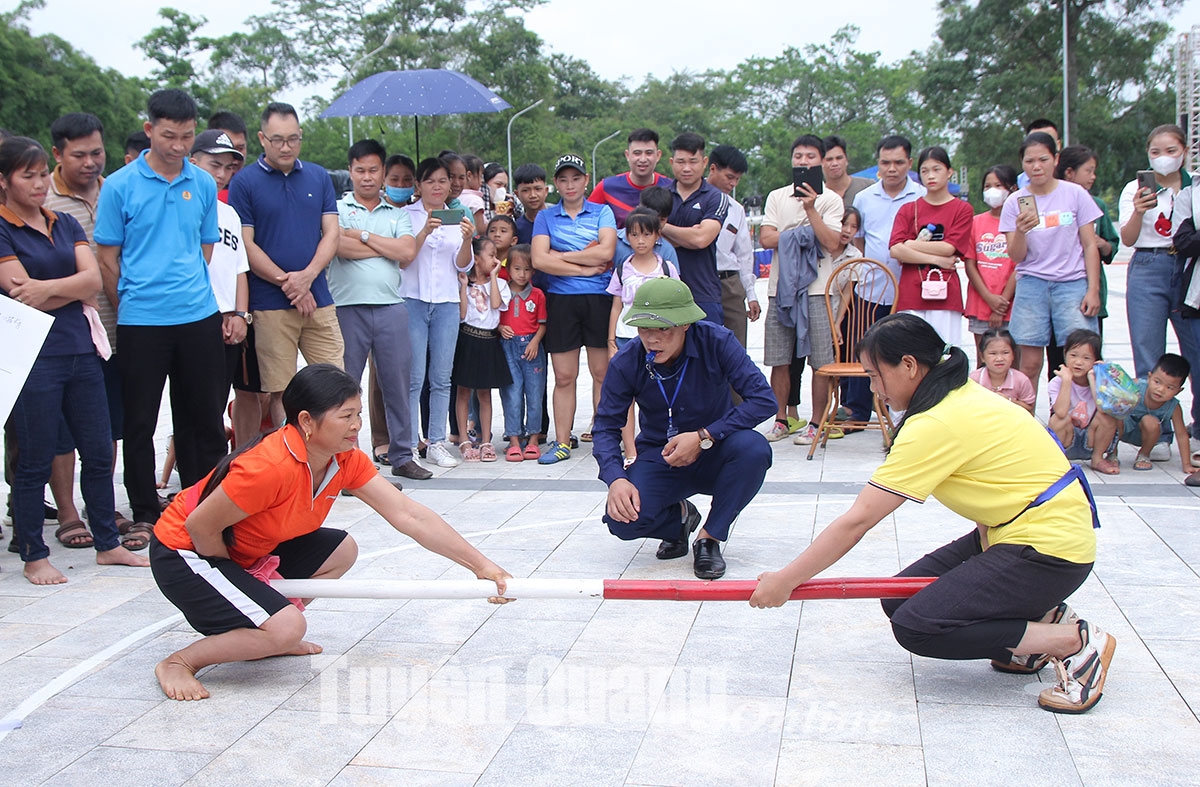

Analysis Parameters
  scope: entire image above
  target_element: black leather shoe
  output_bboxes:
[693,538,726,579]
[656,500,701,560]
[392,460,434,480]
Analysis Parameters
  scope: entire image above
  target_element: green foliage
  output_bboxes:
[0,0,1186,209]
[921,0,1182,206]
[0,1,147,173]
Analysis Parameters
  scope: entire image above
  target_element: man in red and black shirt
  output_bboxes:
[588,128,673,228]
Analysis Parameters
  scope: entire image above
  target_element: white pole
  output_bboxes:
[343,32,397,145]
[506,99,545,176]
[272,578,605,600]
[1062,0,1070,146]
[592,130,621,189]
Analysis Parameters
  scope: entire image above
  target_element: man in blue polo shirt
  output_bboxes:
[228,102,342,425]
[660,133,728,325]
[588,128,673,228]
[531,154,617,464]
[95,88,227,530]
[845,135,925,421]
[330,139,432,483]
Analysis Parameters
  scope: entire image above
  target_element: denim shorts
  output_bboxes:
[1009,276,1097,347]
[1063,424,1118,461]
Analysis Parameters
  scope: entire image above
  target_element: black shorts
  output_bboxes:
[544,293,610,354]
[231,324,263,393]
[150,528,348,636]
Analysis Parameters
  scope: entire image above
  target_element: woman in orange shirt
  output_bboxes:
[150,364,512,701]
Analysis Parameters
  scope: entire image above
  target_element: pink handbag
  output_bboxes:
[921,268,948,300]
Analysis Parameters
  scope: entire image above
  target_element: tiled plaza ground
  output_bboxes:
[0,270,1197,785]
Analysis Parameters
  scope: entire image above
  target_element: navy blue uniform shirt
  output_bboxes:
[593,320,774,485]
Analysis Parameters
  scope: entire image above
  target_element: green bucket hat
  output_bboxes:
[623,277,707,328]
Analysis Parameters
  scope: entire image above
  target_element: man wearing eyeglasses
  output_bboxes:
[228,102,343,425]
[593,278,775,579]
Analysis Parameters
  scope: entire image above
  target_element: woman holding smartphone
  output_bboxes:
[1119,125,1195,382]
[999,132,1102,397]
[402,157,477,470]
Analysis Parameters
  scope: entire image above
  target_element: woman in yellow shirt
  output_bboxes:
[751,313,1114,714]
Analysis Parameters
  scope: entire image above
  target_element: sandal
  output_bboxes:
[372,451,390,466]
[459,442,481,462]
[55,520,93,549]
[505,445,524,462]
[118,520,154,551]
[523,443,541,460]
[1133,454,1153,471]
[580,432,593,442]
[480,443,498,462]
[1089,457,1120,476]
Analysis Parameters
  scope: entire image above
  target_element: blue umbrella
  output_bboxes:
[320,69,511,159]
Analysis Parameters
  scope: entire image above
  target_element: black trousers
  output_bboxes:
[118,313,228,523]
[881,530,1093,661]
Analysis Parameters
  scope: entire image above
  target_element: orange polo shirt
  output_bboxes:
[154,425,378,567]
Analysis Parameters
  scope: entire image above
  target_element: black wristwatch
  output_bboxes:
[698,428,714,450]
[233,310,253,325]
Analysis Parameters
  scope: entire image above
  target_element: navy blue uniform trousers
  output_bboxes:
[604,430,771,542]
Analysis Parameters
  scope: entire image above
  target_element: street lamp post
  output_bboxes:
[506,99,545,176]
[591,130,621,189]
[344,32,396,143]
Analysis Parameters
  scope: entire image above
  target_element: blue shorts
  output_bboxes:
[1009,276,1097,347]
[1063,424,1118,461]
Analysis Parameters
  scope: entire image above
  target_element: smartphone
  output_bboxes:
[1137,170,1157,196]
[1017,195,1037,216]
[431,208,465,224]
[792,166,824,196]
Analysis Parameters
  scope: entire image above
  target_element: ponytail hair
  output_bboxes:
[856,313,969,440]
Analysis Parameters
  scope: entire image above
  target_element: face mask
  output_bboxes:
[386,185,414,203]
[492,186,507,203]
[982,187,1008,209]
[1149,155,1182,177]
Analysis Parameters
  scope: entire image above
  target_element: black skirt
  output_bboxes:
[451,324,513,389]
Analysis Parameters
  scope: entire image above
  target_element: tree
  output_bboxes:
[921,0,1181,203]
[136,8,213,92]
[0,0,147,173]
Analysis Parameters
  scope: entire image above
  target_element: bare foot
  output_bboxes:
[24,559,68,585]
[1090,457,1120,475]
[96,545,150,568]
[155,657,210,700]
[283,640,323,656]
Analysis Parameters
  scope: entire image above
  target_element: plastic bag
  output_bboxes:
[1093,361,1140,417]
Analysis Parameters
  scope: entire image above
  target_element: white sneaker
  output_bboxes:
[1037,620,1116,714]
[793,424,818,445]
[426,441,460,468]
[1149,441,1171,462]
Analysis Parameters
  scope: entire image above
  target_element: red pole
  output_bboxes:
[601,577,934,601]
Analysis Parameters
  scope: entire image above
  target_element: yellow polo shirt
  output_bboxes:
[870,382,1096,564]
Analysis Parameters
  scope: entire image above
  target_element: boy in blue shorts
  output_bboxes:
[1092,353,1197,478]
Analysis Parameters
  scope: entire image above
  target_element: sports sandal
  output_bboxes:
[55,520,93,549]
[460,442,481,462]
[479,443,498,462]
[1133,454,1153,471]
[119,521,154,551]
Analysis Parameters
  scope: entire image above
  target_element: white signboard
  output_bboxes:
[0,296,53,423]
